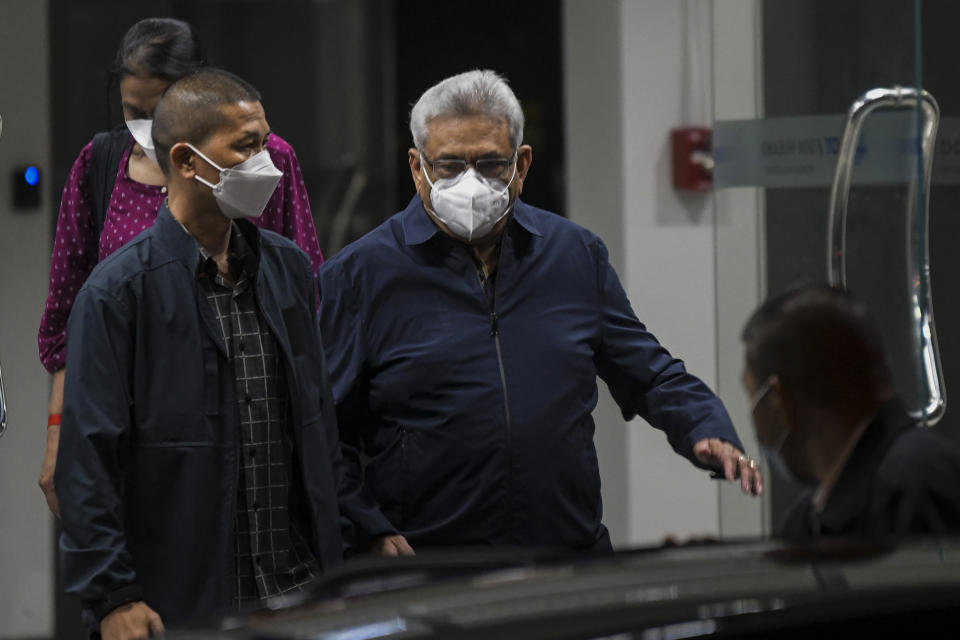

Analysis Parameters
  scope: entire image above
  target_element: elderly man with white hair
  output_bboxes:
[319,69,761,555]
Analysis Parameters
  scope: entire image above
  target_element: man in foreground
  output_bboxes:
[57,69,344,637]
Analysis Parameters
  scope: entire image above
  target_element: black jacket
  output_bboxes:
[780,399,960,539]
[56,205,345,628]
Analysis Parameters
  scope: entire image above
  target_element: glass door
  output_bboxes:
[711,0,945,535]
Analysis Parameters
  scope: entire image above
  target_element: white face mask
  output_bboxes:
[125,119,158,165]
[421,157,516,242]
[186,143,282,219]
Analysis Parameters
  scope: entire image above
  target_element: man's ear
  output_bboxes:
[408,148,424,191]
[517,144,533,181]
[515,144,533,195]
[170,142,196,179]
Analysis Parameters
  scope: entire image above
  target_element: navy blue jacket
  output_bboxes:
[318,196,743,550]
[56,205,344,627]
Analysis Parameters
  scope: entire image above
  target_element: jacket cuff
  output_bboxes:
[88,585,144,621]
[683,423,745,467]
[355,512,399,549]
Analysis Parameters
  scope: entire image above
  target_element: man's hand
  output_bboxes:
[101,601,164,640]
[370,533,415,556]
[693,437,763,496]
[38,423,61,518]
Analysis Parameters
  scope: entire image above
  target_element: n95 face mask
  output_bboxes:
[125,119,159,165]
[422,160,516,242]
[187,143,283,220]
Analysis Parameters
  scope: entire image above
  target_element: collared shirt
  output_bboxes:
[196,225,320,607]
[811,416,872,517]
[319,195,744,550]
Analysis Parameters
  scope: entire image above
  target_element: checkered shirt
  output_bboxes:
[196,225,321,609]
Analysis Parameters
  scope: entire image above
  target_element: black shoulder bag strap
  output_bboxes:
[88,125,132,241]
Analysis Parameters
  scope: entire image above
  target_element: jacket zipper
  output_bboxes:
[477,267,514,540]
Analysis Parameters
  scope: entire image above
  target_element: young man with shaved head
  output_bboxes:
[56,69,345,638]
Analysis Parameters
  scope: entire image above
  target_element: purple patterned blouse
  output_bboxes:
[38,133,323,373]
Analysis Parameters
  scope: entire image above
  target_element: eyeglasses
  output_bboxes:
[420,150,517,180]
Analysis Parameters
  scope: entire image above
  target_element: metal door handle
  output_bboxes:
[827,86,945,424]
[0,360,7,438]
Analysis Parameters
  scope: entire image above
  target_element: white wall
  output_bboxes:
[712,0,769,538]
[562,0,630,548]
[0,0,55,637]
[564,0,764,546]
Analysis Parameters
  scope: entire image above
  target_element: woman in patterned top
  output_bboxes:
[37,17,323,517]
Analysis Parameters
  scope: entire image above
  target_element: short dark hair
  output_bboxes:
[151,69,262,175]
[742,284,891,408]
[111,18,205,83]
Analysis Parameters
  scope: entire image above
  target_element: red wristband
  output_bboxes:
[47,413,61,426]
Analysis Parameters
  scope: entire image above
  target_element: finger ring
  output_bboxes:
[748,459,758,469]
[738,455,747,463]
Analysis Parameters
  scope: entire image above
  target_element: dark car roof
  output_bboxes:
[171,537,960,639]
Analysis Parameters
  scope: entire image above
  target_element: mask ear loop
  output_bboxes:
[497,161,518,195]
[483,150,519,211]
[481,151,520,231]
[752,376,792,453]
[185,142,224,190]
[419,152,437,189]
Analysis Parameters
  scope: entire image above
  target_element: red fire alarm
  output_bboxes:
[671,127,713,191]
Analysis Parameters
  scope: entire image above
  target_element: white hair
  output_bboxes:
[410,69,524,150]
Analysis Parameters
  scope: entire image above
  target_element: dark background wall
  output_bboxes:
[393,2,565,223]
[48,0,564,259]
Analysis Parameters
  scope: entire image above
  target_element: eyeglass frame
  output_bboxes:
[419,149,518,181]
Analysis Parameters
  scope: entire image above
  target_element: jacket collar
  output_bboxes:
[155,202,261,275]
[816,397,915,534]
[512,199,543,237]
[401,194,542,247]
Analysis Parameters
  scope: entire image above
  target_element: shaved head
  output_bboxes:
[151,68,261,175]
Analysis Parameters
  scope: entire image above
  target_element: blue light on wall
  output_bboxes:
[24,166,39,186]
[13,164,41,208]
